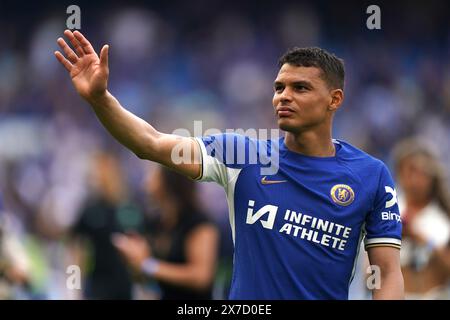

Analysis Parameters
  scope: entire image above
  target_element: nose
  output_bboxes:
[277,87,293,104]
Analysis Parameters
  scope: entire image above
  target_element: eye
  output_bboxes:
[294,85,308,91]
[274,84,284,92]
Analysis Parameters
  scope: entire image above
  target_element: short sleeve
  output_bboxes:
[194,133,263,186]
[193,134,226,187]
[364,163,402,250]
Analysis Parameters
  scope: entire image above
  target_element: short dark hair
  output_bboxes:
[278,47,345,89]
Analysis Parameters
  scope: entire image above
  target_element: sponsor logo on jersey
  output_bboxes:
[246,200,353,251]
[384,186,397,208]
[260,176,287,185]
[330,184,355,206]
[246,200,278,229]
[381,210,401,222]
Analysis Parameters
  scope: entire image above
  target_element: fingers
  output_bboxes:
[111,233,125,244]
[73,30,95,54]
[54,51,72,72]
[111,234,128,250]
[57,37,78,64]
[64,30,84,57]
[100,44,109,68]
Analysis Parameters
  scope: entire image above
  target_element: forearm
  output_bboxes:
[88,91,161,160]
[372,269,404,300]
[148,260,213,291]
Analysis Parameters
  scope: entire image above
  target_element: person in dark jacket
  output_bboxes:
[113,166,219,299]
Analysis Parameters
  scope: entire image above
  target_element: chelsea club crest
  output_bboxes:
[330,184,355,206]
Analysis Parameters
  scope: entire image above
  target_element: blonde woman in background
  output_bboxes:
[394,139,450,299]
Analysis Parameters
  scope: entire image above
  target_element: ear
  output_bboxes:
[328,89,344,111]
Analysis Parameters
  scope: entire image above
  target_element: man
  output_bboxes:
[55,29,404,299]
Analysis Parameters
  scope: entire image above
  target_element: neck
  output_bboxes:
[284,127,335,157]
[102,189,124,205]
[160,199,179,228]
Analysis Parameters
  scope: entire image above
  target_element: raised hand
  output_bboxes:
[54,30,109,101]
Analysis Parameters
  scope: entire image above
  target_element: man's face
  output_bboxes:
[272,64,335,133]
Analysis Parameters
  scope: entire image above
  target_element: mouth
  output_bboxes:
[276,106,295,117]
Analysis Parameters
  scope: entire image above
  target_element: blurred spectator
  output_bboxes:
[113,166,219,300]
[0,211,31,299]
[70,151,147,299]
[394,139,450,299]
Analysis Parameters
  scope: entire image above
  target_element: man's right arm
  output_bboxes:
[54,30,201,179]
[87,91,201,179]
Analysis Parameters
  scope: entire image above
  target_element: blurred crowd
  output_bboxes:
[0,0,449,299]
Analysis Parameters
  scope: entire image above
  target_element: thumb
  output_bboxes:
[100,44,109,68]
[111,233,126,248]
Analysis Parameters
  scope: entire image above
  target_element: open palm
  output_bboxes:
[55,30,109,100]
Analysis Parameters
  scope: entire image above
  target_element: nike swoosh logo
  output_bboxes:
[261,176,287,185]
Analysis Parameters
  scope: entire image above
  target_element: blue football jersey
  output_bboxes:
[194,133,402,300]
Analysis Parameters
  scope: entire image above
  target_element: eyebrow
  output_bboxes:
[273,80,314,88]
